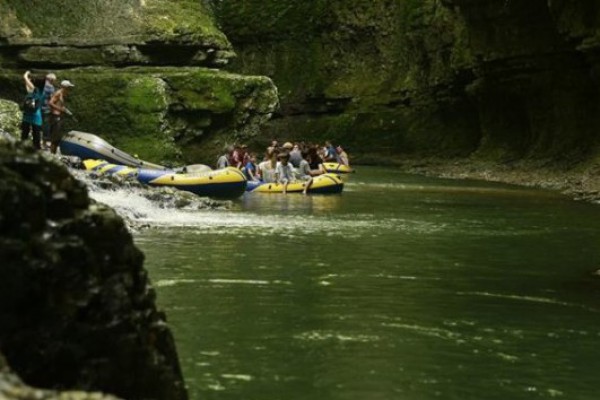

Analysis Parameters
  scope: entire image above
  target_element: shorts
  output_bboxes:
[49,115,64,143]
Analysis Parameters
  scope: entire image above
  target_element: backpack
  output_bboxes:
[21,91,38,113]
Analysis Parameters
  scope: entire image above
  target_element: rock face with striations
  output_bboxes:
[213,0,600,163]
[0,0,278,165]
[0,140,187,400]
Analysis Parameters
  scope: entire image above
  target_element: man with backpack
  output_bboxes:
[20,71,46,149]
[48,79,75,154]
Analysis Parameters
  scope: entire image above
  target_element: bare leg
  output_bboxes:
[303,178,313,195]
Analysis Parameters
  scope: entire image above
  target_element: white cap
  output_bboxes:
[46,73,56,81]
[61,80,75,88]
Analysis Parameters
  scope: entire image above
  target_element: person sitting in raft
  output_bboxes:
[289,142,302,168]
[307,146,326,176]
[324,140,338,162]
[244,153,259,181]
[241,144,251,165]
[257,148,277,183]
[216,146,232,169]
[296,150,314,195]
[230,144,243,169]
[336,145,349,166]
[275,152,295,194]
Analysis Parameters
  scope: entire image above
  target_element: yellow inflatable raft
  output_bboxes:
[247,173,344,194]
[322,163,354,174]
[83,160,247,198]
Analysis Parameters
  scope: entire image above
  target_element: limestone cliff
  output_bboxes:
[0,0,278,165]
[0,141,187,400]
[213,0,600,163]
[0,0,232,67]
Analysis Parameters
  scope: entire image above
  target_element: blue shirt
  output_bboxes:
[22,89,45,127]
[42,82,55,114]
[244,161,256,180]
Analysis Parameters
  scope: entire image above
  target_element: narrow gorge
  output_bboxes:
[2,1,600,399]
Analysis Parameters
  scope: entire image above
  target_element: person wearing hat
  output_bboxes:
[48,79,75,154]
[41,72,57,150]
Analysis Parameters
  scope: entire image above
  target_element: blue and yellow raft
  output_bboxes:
[84,160,247,198]
[246,174,344,194]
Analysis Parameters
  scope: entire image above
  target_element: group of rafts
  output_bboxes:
[59,131,353,198]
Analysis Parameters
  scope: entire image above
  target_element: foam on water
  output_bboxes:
[90,188,207,226]
[87,184,445,237]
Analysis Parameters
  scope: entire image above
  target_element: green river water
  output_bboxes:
[135,167,600,400]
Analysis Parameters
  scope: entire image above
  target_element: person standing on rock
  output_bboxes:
[42,72,57,150]
[48,79,75,154]
[20,71,46,149]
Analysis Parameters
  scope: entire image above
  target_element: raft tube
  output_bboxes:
[322,162,354,174]
[246,173,344,194]
[60,131,169,170]
[83,160,247,198]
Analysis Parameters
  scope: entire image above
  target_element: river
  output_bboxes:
[129,167,600,400]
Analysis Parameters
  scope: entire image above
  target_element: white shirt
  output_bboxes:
[275,162,295,183]
[295,159,311,179]
[258,160,276,183]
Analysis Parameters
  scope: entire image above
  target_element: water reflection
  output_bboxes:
[241,192,343,214]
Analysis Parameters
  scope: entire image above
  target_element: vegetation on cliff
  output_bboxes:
[0,0,232,67]
[0,0,279,166]
[0,66,277,166]
[214,0,600,164]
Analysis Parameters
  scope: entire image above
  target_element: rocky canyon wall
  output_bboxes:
[0,0,278,165]
[214,0,600,163]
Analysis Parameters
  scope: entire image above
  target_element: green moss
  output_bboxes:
[0,99,20,138]
[121,77,168,114]
[0,67,277,165]
[142,0,226,46]
[214,1,329,42]
[0,0,229,49]
[169,75,237,113]
[215,0,487,159]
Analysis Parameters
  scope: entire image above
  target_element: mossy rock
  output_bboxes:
[0,99,20,139]
[0,0,228,47]
[0,0,233,67]
[0,68,278,165]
